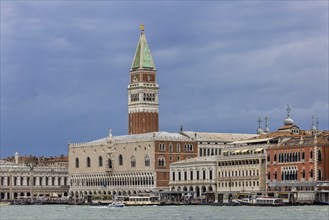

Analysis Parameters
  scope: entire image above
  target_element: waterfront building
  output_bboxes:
[0,155,69,201]
[267,131,329,192]
[69,131,197,198]
[169,156,217,202]
[168,132,258,202]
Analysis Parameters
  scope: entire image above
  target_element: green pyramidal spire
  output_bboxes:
[131,24,156,70]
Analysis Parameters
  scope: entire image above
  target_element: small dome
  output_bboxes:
[257,128,264,134]
[284,117,294,126]
[264,127,270,133]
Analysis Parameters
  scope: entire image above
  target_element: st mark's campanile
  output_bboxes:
[128,25,159,134]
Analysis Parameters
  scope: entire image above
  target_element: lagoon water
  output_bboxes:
[1,205,328,220]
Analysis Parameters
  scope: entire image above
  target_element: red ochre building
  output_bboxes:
[267,131,329,192]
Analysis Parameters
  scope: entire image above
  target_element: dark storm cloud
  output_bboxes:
[1,1,328,157]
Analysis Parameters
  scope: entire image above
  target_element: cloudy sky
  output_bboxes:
[1,1,328,157]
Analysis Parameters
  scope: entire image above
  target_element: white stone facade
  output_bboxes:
[68,131,197,198]
[169,156,217,199]
[0,160,69,200]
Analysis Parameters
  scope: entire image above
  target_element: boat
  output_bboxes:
[0,201,11,206]
[125,195,160,206]
[236,197,255,205]
[108,201,125,208]
[254,197,286,206]
[315,191,329,205]
[108,196,125,208]
[237,196,286,206]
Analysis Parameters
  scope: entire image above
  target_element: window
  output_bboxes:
[178,172,181,181]
[302,170,305,178]
[159,143,165,151]
[143,93,155,102]
[197,171,199,180]
[119,154,123,166]
[184,144,193,152]
[108,159,112,168]
[209,170,213,180]
[190,171,193,180]
[131,156,136,167]
[169,144,173,152]
[86,157,91,167]
[75,158,79,168]
[302,152,305,160]
[131,93,139,102]
[203,170,206,180]
[184,172,187,180]
[158,156,165,167]
[169,155,173,161]
[177,144,181,152]
[274,154,277,161]
[318,150,322,161]
[172,172,175,181]
[145,155,150,166]
[99,156,103,167]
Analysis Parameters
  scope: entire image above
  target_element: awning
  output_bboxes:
[255,148,263,152]
[241,149,249,153]
[234,150,241,153]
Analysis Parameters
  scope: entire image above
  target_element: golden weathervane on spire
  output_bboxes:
[140,24,145,31]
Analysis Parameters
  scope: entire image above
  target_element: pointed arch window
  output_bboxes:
[318,169,322,180]
[75,158,79,168]
[108,159,112,168]
[86,157,91,167]
[176,144,181,153]
[131,156,136,167]
[119,154,123,166]
[158,156,165,167]
[99,156,103,167]
[169,143,173,152]
[318,150,322,161]
[145,155,150,167]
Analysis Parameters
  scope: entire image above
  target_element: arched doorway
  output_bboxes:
[195,186,200,197]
